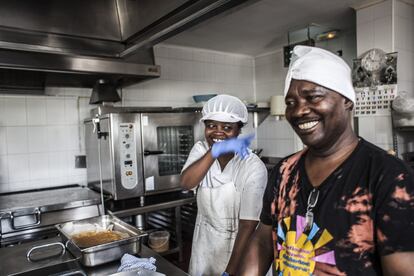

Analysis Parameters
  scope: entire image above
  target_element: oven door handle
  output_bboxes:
[144,150,164,156]
[10,208,41,230]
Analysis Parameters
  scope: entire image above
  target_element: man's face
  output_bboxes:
[204,120,241,147]
[285,80,352,149]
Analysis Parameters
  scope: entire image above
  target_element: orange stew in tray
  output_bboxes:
[71,230,129,248]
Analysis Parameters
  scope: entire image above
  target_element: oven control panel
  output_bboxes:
[119,123,138,189]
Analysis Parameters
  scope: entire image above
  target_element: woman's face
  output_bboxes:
[285,79,352,149]
[204,120,241,147]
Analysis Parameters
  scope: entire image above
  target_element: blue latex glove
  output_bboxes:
[211,134,254,160]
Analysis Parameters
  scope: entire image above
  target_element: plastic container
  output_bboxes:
[148,230,170,253]
[192,94,217,103]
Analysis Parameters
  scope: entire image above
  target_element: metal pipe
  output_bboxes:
[97,138,105,215]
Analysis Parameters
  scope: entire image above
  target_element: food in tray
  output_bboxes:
[60,221,130,248]
[72,229,130,248]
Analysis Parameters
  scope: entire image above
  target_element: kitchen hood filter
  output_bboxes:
[89,79,121,104]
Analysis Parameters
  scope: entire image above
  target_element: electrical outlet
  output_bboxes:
[75,155,86,168]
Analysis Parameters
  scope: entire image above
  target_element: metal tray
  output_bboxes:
[56,215,147,267]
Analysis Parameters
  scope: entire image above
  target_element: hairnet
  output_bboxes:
[200,94,248,124]
[284,46,355,103]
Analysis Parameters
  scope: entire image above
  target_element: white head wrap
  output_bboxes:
[200,94,248,124]
[284,46,355,103]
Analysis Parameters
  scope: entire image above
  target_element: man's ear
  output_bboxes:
[344,98,354,111]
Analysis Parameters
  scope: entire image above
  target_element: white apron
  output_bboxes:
[188,176,241,276]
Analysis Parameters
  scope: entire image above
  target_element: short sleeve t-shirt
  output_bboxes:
[261,138,414,275]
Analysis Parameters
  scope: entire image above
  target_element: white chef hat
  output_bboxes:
[200,94,248,124]
[284,46,355,103]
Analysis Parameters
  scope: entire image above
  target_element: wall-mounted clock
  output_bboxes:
[361,48,386,73]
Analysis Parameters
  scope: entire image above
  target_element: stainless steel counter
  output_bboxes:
[0,185,101,213]
[0,185,102,247]
[0,236,188,276]
[106,191,197,264]
[107,196,196,218]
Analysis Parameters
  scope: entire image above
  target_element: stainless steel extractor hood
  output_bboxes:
[0,0,249,93]
[0,48,160,93]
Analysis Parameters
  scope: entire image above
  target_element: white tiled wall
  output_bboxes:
[356,0,414,152]
[122,44,255,107]
[356,0,393,151]
[254,50,287,102]
[253,50,297,157]
[394,0,414,154]
[395,0,414,97]
[257,118,296,157]
[356,0,393,54]
[122,44,258,148]
[0,88,94,193]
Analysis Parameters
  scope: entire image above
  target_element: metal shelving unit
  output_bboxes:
[107,194,196,262]
[391,111,414,161]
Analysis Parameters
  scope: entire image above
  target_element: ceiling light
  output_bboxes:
[316,30,339,41]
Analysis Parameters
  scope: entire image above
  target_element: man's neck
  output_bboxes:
[307,130,359,163]
[305,131,359,188]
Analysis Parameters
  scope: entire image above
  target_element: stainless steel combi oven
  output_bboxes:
[84,107,203,200]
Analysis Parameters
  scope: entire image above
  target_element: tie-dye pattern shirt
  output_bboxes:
[260,138,414,275]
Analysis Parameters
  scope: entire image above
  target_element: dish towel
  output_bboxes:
[117,253,157,272]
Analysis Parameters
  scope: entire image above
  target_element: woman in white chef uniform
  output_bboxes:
[181,94,268,276]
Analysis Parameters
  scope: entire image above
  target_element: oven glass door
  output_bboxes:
[157,125,193,176]
[142,112,203,194]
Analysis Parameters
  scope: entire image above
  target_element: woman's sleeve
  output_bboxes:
[181,141,207,172]
[239,159,268,221]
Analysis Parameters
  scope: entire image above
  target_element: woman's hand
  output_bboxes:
[211,134,254,159]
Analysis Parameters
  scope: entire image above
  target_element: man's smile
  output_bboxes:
[297,120,320,130]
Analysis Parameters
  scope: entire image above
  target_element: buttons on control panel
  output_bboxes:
[119,123,138,189]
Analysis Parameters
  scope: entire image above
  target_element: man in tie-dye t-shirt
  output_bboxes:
[238,46,414,275]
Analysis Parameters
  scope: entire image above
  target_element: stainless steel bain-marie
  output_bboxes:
[0,186,101,247]
[56,215,147,267]
[84,107,203,200]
